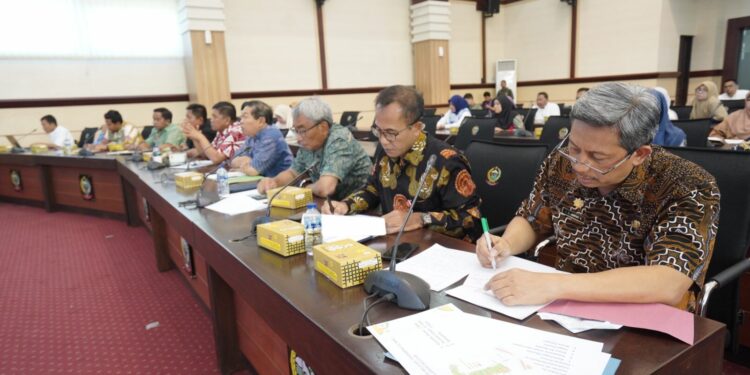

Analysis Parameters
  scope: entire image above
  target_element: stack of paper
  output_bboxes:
[368,303,614,375]
[320,214,386,243]
[170,160,215,169]
[205,189,267,215]
[394,244,477,291]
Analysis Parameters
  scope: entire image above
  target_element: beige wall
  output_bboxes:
[449,1,482,84]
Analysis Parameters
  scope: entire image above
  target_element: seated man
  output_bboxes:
[477,82,719,311]
[718,79,749,100]
[88,110,140,152]
[231,100,293,177]
[138,107,185,151]
[257,97,371,200]
[182,101,245,164]
[709,91,750,140]
[35,114,73,150]
[324,85,482,240]
[532,92,560,125]
[181,103,217,155]
[464,93,482,110]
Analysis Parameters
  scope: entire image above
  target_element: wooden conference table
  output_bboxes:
[0,151,727,374]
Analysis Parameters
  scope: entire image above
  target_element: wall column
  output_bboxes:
[178,0,231,106]
[410,1,451,106]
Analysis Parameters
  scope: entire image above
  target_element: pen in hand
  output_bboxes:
[326,195,335,214]
[481,217,496,270]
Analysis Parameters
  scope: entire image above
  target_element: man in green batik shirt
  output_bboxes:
[138,108,185,151]
[324,85,482,241]
[257,97,372,200]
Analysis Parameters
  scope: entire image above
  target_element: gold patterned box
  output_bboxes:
[313,239,382,288]
[256,219,306,257]
[266,186,313,209]
[0,145,9,153]
[174,171,204,189]
[107,143,124,151]
[31,144,48,154]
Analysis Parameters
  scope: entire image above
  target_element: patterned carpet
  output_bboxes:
[0,203,219,374]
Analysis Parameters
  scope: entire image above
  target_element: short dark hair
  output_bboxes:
[212,101,237,122]
[375,85,425,125]
[483,91,491,97]
[104,110,123,124]
[537,92,549,100]
[577,87,590,94]
[186,103,207,121]
[153,107,172,122]
[241,100,274,125]
[724,79,738,85]
[463,93,474,100]
[40,115,57,125]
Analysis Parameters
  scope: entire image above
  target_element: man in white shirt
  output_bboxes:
[37,115,74,149]
[719,79,749,100]
[532,92,560,125]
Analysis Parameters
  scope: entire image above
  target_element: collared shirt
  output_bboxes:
[48,125,74,147]
[718,90,749,100]
[243,125,293,177]
[532,103,561,124]
[144,123,185,148]
[342,132,482,241]
[437,108,471,129]
[291,123,372,200]
[211,121,246,159]
[94,123,140,147]
[516,146,720,311]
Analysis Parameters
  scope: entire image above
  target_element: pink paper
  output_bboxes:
[540,300,694,344]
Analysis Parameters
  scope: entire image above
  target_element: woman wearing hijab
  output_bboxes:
[489,95,523,134]
[272,104,293,130]
[709,91,750,140]
[690,81,728,121]
[437,95,471,129]
[650,89,686,147]
[653,87,678,121]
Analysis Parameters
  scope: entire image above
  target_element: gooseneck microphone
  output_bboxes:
[78,132,95,157]
[363,154,436,311]
[251,162,319,233]
[11,128,37,153]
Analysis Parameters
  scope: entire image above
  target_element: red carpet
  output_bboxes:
[0,203,219,374]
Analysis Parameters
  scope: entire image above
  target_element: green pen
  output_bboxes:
[481,217,496,269]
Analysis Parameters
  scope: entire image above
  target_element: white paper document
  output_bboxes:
[170,160,214,169]
[447,256,566,320]
[205,191,267,215]
[206,171,245,180]
[368,304,610,375]
[395,244,477,291]
[538,312,622,334]
[321,214,386,243]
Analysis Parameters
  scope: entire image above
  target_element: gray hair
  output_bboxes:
[570,82,659,153]
[292,97,334,127]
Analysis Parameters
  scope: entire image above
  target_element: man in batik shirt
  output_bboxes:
[325,85,482,241]
[477,82,720,312]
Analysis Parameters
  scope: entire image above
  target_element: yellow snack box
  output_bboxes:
[256,219,306,257]
[174,171,204,189]
[266,186,313,209]
[313,239,382,288]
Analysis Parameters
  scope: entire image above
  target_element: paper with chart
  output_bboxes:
[368,303,611,375]
[205,189,267,215]
[320,214,386,243]
[395,244,477,291]
[447,256,566,320]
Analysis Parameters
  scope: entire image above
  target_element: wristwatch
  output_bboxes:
[421,212,432,227]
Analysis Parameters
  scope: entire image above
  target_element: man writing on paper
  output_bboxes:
[477,82,720,312]
[256,97,371,199]
[324,85,482,241]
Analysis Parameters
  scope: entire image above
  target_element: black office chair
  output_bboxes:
[560,105,572,117]
[538,116,571,152]
[78,127,98,148]
[721,100,745,114]
[671,106,693,120]
[665,147,750,353]
[423,108,436,116]
[141,126,154,140]
[421,116,440,137]
[672,119,712,147]
[470,109,488,118]
[453,118,495,151]
[523,108,538,133]
[464,141,548,232]
[340,111,360,130]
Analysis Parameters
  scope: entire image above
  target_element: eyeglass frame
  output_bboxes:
[293,121,324,137]
[370,113,423,142]
[552,133,635,175]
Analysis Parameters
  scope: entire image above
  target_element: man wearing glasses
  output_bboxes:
[256,97,371,200]
[324,85,482,240]
[477,82,720,312]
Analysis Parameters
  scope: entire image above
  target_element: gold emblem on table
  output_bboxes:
[79,174,94,201]
[573,198,584,209]
[10,169,22,192]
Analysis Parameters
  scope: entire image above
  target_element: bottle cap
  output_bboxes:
[306,202,317,209]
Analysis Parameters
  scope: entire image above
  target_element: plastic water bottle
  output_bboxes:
[302,202,322,256]
[152,146,161,157]
[216,166,230,199]
[63,138,73,156]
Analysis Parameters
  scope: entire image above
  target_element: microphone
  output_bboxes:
[78,132,95,156]
[251,162,319,233]
[11,128,37,153]
[363,154,436,311]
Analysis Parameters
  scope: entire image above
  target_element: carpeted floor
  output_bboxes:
[0,203,219,374]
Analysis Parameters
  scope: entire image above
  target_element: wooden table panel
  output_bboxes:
[0,164,45,202]
[50,167,125,214]
[235,292,289,375]
[166,224,210,308]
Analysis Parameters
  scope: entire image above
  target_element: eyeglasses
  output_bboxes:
[552,134,633,175]
[370,116,421,142]
[293,121,322,137]
[695,87,708,93]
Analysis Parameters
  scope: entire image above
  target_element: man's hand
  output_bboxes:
[484,269,561,306]
[182,122,201,139]
[476,235,513,268]
[257,177,278,194]
[231,156,250,170]
[322,200,348,215]
[383,210,423,234]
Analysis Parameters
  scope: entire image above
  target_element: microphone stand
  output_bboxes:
[11,129,37,153]
[78,133,94,157]
[363,155,436,311]
[250,163,318,234]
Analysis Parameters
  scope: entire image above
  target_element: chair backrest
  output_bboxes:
[339,111,360,128]
[672,119,712,147]
[523,108,538,132]
[421,116,440,137]
[423,108,436,116]
[141,126,154,140]
[78,127,98,148]
[465,141,548,229]
[671,106,693,120]
[280,128,289,137]
[538,116,571,152]
[560,105,572,117]
[665,147,750,338]
[453,118,495,151]
[470,109,488,118]
[721,100,745,114]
